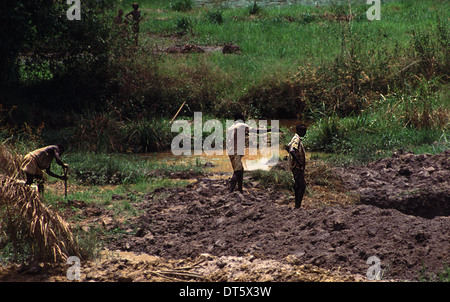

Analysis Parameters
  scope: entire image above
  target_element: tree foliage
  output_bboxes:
[0,0,114,123]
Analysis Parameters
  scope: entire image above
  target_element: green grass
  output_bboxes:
[303,81,450,166]
[45,175,189,210]
[419,264,450,282]
[61,151,204,185]
[105,0,449,120]
[249,169,292,190]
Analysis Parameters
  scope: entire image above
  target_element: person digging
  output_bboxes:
[287,124,307,209]
[226,112,271,193]
[21,144,69,195]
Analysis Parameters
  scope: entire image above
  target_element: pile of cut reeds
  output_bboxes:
[0,143,23,178]
[0,144,81,262]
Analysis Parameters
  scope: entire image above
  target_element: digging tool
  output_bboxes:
[63,165,69,199]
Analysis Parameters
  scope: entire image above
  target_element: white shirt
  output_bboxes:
[226,120,258,155]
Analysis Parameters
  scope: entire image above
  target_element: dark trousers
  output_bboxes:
[292,168,306,208]
[229,170,244,193]
[25,173,45,194]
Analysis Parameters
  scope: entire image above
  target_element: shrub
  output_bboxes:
[176,16,193,32]
[248,1,262,15]
[171,0,193,12]
[206,10,224,25]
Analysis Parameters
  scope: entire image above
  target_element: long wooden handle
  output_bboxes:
[63,166,69,198]
[170,101,186,124]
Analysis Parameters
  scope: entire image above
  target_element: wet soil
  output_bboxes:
[335,149,450,219]
[1,151,448,282]
[109,171,449,280]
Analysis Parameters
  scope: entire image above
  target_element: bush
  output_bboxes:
[248,1,262,15]
[176,16,193,32]
[206,10,224,25]
[171,0,193,12]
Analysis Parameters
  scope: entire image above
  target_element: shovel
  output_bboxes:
[63,165,69,199]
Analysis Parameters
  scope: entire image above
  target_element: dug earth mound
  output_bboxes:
[110,151,449,281]
[335,149,450,218]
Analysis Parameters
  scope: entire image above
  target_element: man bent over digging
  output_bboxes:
[21,144,68,194]
[287,124,307,209]
[226,112,271,193]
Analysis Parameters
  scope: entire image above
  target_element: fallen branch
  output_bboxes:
[145,259,207,281]
[146,269,205,281]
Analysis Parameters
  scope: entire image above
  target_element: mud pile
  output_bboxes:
[0,251,357,282]
[111,173,449,280]
[335,149,450,218]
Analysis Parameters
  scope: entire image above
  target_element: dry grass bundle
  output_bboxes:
[0,145,81,262]
[306,160,343,189]
[0,144,23,178]
[0,175,81,262]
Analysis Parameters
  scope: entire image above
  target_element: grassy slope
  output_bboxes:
[110,0,449,164]
[116,0,447,99]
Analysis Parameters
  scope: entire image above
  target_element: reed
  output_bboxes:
[0,145,81,262]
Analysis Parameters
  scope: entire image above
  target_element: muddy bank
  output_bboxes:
[110,175,449,280]
[0,250,358,282]
[335,149,450,219]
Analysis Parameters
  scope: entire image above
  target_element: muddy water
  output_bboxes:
[142,119,302,173]
[143,148,288,173]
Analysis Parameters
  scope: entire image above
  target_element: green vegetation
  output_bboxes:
[111,0,449,118]
[1,0,448,273]
[2,0,447,165]
[249,169,292,190]
[64,151,204,185]
[420,264,450,282]
[304,80,449,165]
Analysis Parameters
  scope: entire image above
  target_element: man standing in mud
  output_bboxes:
[226,112,271,193]
[21,144,68,194]
[288,124,307,209]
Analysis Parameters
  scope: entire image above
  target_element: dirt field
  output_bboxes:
[336,149,450,219]
[1,151,448,282]
[109,178,448,280]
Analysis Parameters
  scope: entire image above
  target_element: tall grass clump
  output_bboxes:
[248,1,262,16]
[123,118,173,152]
[70,112,174,154]
[170,0,193,12]
[66,152,149,185]
[206,10,224,25]
[249,169,292,190]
